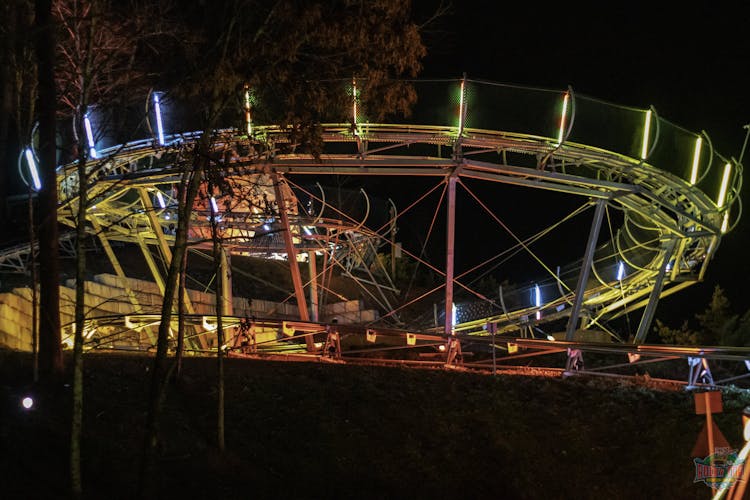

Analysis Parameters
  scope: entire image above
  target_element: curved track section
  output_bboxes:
[54,79,741,350]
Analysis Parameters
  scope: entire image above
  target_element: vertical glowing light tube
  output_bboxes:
[640,109,652,160]
[451,303,457,328]
[534,284,541,320]
[617,261,625,281]
[156,191,166,209]
[717,162,732,207]
[689,137,702,185]
[25,148,41,190]
[84,114,97,159]
[244,87,252,136]
[557,92,569,145]
[210,196,219,215]
[352,78,358,126]
[721,212,730,233]
[457,79,465,133]
[153,93,165,146]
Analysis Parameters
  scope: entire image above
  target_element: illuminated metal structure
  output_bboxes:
[2,78,743,379]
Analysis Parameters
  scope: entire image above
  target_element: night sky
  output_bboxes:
[414,2,750,321]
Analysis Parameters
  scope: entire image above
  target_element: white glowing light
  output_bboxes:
[717,162,732,208]
[546,335,556,342]
[22,397,33,409]
[689,137,702,185]
[721,212,730,233]
[263,224,270,231]
[303,226,312,236]
[438,344,446,352]
[210,196,219,214]
[451,302,457,327]
[640,109,652,160]
[458,79,465,133]
[557,92,569,145]
[156,191,166,209]
[534,284,541,320]
[84,115,97,159]
[153,93,165,146]
[617,261,625,281]
[25,148,41,191]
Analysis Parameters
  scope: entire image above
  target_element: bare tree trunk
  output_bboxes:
[70,134,87,499]
[174,169,190,382]
[29,183,39,382]
[210,194,225,452]
[139,145,205,496]
[34,0,63,380]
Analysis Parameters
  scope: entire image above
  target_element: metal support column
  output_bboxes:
[91,218,155,344]
[308,251,319,322]
[565,198,606,341]
[444,174,462,365]
[272,172,313,351]
[633,239,677,344]
[444,175,457,337]
[138,188,204,348]
[137,239,166,295]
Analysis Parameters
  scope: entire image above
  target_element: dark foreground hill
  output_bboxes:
[2,349,750,499]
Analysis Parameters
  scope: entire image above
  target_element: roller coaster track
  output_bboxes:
[6,78,744,381]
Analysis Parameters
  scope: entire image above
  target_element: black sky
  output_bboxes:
[415,2,750,319]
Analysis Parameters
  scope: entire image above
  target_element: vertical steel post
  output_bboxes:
[633,239,677,344]
[444,175,457,337]
[308,251,319,322]
[272,172,313,351]
[565,199,606,341]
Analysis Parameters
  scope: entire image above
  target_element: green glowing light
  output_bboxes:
[557,92,569,145]
[717,162,732,207]
[690,136,702,185]
[640,109,652,160]
[457,80,465,133]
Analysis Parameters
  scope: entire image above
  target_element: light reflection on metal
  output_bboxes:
[617,261,625,281]
[721,212,730,233]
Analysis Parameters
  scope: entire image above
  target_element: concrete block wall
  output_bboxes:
[0,273,379,351]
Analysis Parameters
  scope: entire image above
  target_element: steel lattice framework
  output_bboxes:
[7,78,745,384]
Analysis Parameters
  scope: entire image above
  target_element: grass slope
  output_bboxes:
[2,350,750,499]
